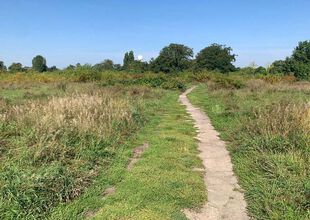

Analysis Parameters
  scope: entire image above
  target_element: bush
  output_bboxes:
[287,60,310,80]
[211,75,245,89]
[258,74,296,84]
[100,73,186,91]
[190,71,212,82]
[255,66,268,75]
[161,79,186,91]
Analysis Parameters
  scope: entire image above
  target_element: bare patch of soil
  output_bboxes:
[127,143,149,170]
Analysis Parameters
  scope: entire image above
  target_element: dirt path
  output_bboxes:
[180,87,249,220]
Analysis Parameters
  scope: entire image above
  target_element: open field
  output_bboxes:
[0,71,309,219]
[2,1,310,219]
[0,79,206,219]
[0,82,149,219]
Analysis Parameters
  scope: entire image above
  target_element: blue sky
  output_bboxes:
[0,0,309,68]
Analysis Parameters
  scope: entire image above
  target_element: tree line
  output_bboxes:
[0,41,309,79]
[0,43,238,74]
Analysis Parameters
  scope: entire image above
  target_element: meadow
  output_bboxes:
[0,73,204,219]
[0,70,309,219]
[188,78,310,219]
[0,81,147,218]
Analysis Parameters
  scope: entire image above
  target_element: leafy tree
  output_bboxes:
[123,51,135,69]
[269,60,289,74]
[0,61,7,72]
[22,66,31,72]
[286,58,310,79]
[93,59,114,71]
[102,59,114,70]
[292,40,310,63]
[130,60,149,72]
[8,63,23,72]
[123,52,129,67]
[196,43,236,73]
[270,41,310,79]
[113,64,122,71]
[65,64,76,70]
[255,66,267,75]
[32,55,47,72]
[123,51,145,71]
[151,43,193,73]
[289,41,310,79]
[238,67,255,75]
[48,66,58,72]
[128,51,134,63]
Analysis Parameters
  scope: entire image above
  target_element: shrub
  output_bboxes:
[211,75,245,89]
[161,79,186,91]
[8,63,23,73]
[190,71,212,82]
[255,66,268,75]
[75,68,102,82]
[258,74,296,84]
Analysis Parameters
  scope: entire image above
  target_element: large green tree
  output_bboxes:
[8,63,23,72]
[292,40,310,63]
[32,55,47,72]
[196,44,236,73]
[151,43,193,73]
[0,61,7,72]
[270,41,310,79]
[289,40,310,79]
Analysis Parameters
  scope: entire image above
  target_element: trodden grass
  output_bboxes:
[188,82,310,220]
[49,89,206,219]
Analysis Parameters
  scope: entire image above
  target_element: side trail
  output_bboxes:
[180,87,249,220]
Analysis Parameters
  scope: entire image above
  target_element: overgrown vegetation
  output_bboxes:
[188,80,310,219]
[0,84,156,219]
[50,89,206,220]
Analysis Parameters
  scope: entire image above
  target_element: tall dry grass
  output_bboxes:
[191,80,310,218]
[2,92,133,137]
[0,87,149,219]
[247,101,310,138]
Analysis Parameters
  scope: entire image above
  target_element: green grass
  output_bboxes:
[0,85,149,219]
[50,89,206,219]
[0,82,100,104]
[0,83,206,219]
[3,70,308,219]
[188,83,310,219]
